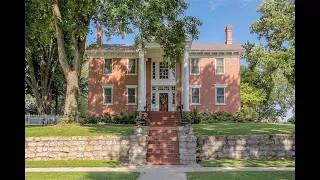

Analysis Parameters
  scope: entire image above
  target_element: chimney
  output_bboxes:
[225,24,233,44]
[97,25,103,46]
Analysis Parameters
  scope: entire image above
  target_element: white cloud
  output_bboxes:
[237,0,255,8]
[209,0,225,12]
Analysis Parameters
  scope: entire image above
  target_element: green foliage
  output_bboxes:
[288,115,295,124]
[241,83,265,107]
[96,0,202,68]
[79,111,140,125]
[184,109,257,124]
[242,0,295,121]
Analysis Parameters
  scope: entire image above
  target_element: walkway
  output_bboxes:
[26,164,295,180]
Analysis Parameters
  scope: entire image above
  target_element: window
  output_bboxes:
[215,84,226,105]
[103,59,113,75]
[127,59,137,74]
[215,58,225,74]
[102,85,113,105]
[152,93,155,105]
[159,62,169,79]
[191,85,201,104]
[190,58,200,75]
[152,62,156,79]
[126,85,137,104]
[172,93,176,105]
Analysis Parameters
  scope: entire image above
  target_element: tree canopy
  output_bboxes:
[242,0,295,121]
[48,0,202,121]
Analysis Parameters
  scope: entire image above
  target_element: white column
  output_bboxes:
[182,44,191,111]
[138,49,146,111]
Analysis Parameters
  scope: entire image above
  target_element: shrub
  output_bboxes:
[288,115,295,124]
[210,110,234,122]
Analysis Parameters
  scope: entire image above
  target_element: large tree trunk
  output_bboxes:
[52,0,88,122]
[63,71,79,121]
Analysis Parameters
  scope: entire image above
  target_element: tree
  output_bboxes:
[242,0,295,121]
[49,0,202,122]
[25,0,59,114]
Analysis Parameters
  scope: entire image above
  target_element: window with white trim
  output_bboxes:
[103,59,113,75]
[127,59,137,74]
[190,58,200,75]
[215,58,225,74]
[191,85,200,104]
[215,84,226,105]
[126,86,137,104]
[103,86,113,104]
[159,62,169,79]
[152,93,155,105]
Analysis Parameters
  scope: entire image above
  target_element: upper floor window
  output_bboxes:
[127,59,137,75]
[190,85,201,105]
[102,85,113,105]
[215,58,225,75]
[103,59,113,75]
[190,58,200,75]
[159,62,169,79]
[215,84,226,105]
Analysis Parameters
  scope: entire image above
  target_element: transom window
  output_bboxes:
[190,58,200,75]
[215,84,226,105]
[126,85,137,104]
[103,85,113,104]
[103,59,113,75]
[159,62,169,79]
[127,59,137,74]
[215,58,225,74]
[191,85,200,104]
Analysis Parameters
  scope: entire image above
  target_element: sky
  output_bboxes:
[85,0,293,121]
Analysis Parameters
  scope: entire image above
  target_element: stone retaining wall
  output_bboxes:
[25,126,148,165]
[178,126,197,165]
[197,134,295,160]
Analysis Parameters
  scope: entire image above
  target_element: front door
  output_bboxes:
[159,93,168,111]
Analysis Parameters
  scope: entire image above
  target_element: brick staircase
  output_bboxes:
[146,112,181,165]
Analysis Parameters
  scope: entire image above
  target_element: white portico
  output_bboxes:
[137,40,192,112]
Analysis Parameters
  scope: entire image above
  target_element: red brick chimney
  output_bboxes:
[97,25,103,46]
[225,24,233,44]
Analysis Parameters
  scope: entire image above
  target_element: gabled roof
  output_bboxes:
[86,43,245,52]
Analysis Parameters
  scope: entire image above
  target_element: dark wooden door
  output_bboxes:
[159,93,168,111]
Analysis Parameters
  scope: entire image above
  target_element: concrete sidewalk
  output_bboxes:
[25,164,295,173]
[26,165,295,180]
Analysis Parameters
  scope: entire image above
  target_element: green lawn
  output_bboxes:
[25,172,140,180]
[25,160,123,168]
[187,171,294,180]
[191,123,295,135]
[25,124,135,137]
[200,159,295,167]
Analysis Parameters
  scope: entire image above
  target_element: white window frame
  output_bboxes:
[103,58,114,75]
[215,58,225,75]
[102,84,114,105]
[127,58,137,75]
[190,58,200,75]
[126,85,137,105]
[214,84,226,105]
[190,85,201,105]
